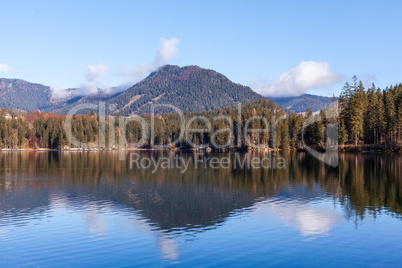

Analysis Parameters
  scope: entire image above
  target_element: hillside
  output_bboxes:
[0,72,337,116]
[0,78,53,111]
[107,65,263,115]
[0,65,265,115]
[270,94,336,113]
[0,65,340,116]
[48,90,119,114]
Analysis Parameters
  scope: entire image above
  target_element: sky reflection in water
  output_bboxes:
[0,151,401,266]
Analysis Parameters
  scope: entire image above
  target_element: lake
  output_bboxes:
[0,151,401,267]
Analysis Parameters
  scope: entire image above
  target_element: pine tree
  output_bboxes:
[339,81,352,140]
[364,84,377,144]
[339,120,348,145]
[349,81,366,146]
[384,89,396,144]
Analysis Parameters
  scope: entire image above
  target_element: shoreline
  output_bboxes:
[0,144,400,153]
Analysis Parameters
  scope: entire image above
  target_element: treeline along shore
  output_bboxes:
[0,78,400,152]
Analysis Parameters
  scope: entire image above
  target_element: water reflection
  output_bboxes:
[0,151,401,265]
[255,199,342,237]
[0,151,401,229]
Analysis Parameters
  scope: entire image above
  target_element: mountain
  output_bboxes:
[0,65,265,115]
[0,72,335,116]
[0,79,118,114]
[47,90,119,115]
[270,94,336,113]
[107,65,263,115]
[0,78,53,111]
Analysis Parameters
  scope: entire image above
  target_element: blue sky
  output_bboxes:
[0,0,401,97]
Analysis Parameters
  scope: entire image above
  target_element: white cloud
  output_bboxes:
[79,63,110,95]
[251,61,341,97]
[155,37,180,66]
[52,63,110,98]
[86,63,109,82]
[0,63,10,73]
[51,38,180,98]
[50,86,68,98]
[118,37,180,88]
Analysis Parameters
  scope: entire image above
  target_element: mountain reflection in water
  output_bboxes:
[0,151,401,266]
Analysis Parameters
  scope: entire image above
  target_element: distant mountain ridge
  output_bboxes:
[0,66,335,115]
[0,65,264,115]
[0,78,53,111]
[270,94,336,113]
[48,90,120,115]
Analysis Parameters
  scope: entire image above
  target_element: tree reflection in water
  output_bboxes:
[0,151,400,234]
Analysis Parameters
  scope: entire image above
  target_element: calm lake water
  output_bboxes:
[0,151,401,267]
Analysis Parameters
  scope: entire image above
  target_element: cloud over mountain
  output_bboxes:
[0,63,10,73]
[251,61,341,97]
[81,63,110,94]
[119,37,180,87]
[52,37,180,98]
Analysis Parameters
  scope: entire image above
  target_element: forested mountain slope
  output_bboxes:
[107,65,263,115]
[0,79,53,111]
[270,94,336,113]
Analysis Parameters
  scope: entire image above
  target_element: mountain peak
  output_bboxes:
[152,64,219,77]
[0,78,53,111]
[108,65,263,115]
